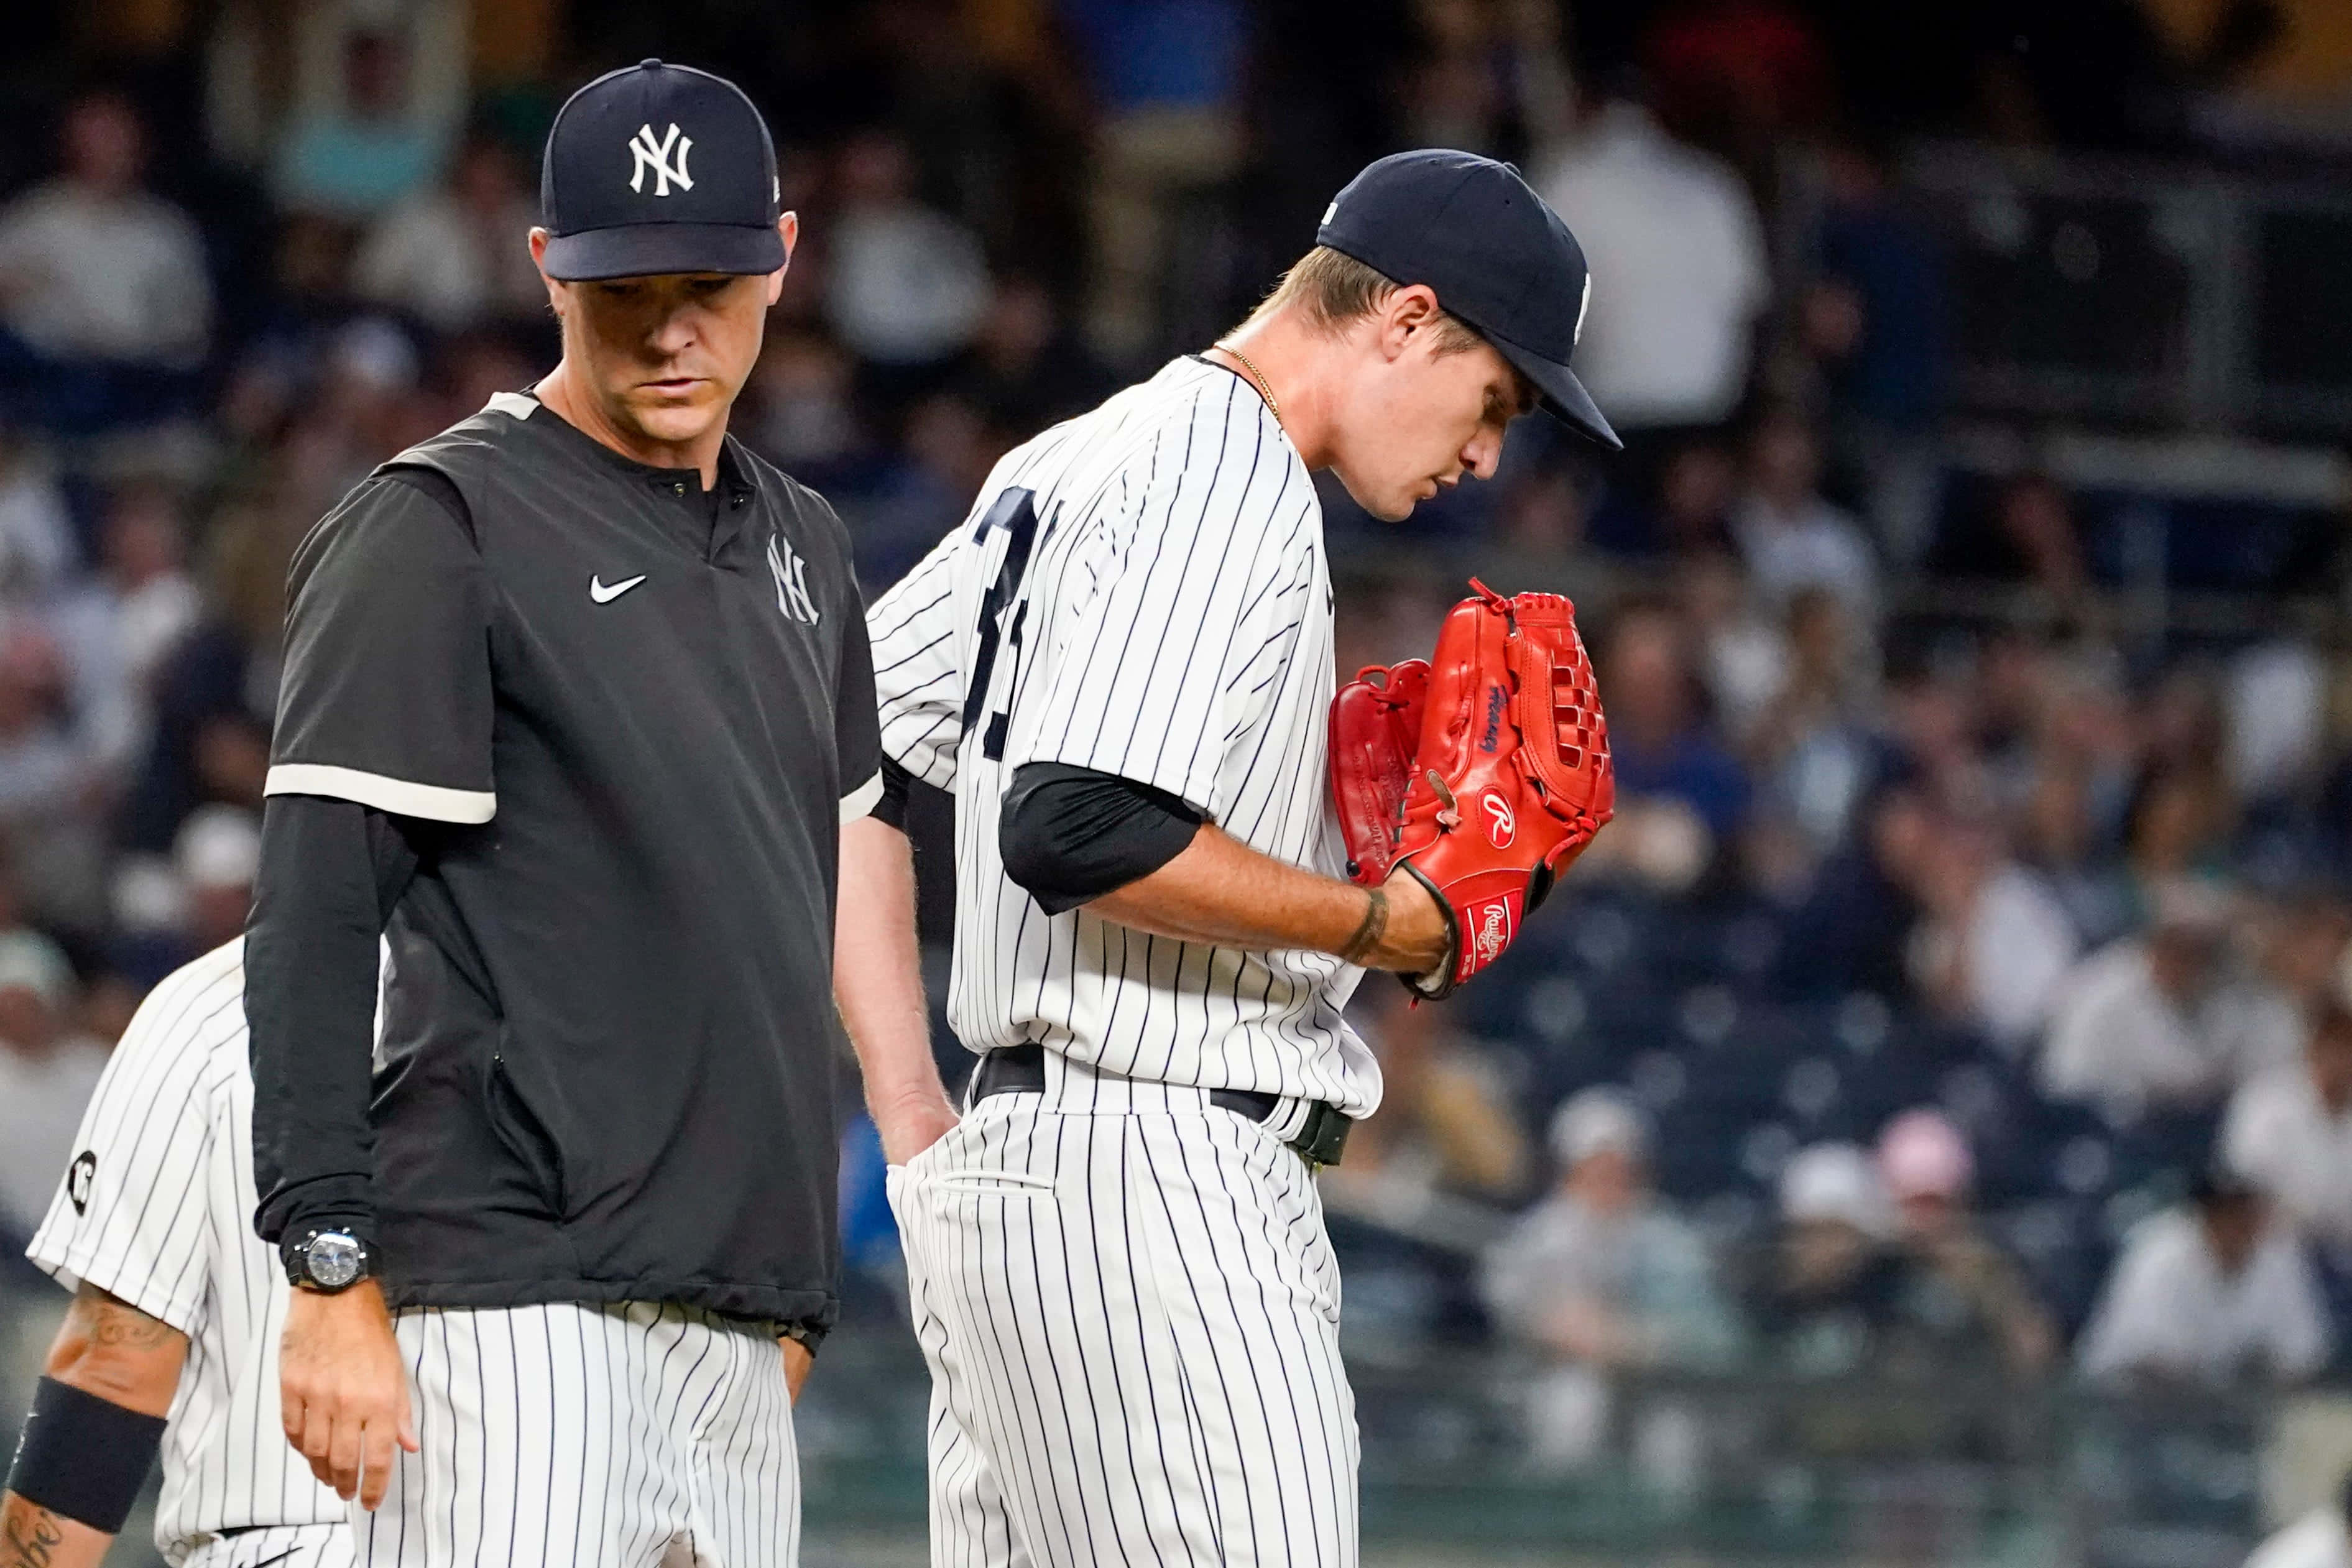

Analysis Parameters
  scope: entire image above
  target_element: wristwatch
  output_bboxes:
[282,1228,376,1293]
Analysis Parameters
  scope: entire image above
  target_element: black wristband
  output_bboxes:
[6,1376,167,1533]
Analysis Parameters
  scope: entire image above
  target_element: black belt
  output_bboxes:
[968,1043,1353,1167]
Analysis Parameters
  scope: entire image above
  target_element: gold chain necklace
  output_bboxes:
[1215,343,1281,430]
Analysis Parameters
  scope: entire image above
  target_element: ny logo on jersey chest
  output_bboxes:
[629,123,694,196]
[768,531,818,624]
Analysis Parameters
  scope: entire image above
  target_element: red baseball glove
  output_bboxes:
[1328,581,1613,998]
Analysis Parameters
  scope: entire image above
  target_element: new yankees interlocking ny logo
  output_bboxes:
[629,122,694,196]
[768,532,818,625]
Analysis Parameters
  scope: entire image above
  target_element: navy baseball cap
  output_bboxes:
[539,60,784,281]
[1317,149,1621,450]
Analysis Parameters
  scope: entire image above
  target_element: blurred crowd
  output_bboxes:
[2,0,2351,1473]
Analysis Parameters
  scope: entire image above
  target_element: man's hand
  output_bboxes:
[780,1338,813,1404]
[1364,869,1451,977]
[836,814,959,1167]
[280,1281,417,1510]
[873,1090,958,1168]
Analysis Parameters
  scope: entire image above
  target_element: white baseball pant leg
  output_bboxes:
[892,1069,1358,1568]
[354,1301,798,1568]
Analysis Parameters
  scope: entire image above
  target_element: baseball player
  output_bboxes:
[3,941,351,1568]
[242,60,953,1567]
[855,150,1619,1565]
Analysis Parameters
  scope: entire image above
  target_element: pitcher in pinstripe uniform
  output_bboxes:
[849,152,1621,1565]
[3,942,353,1568]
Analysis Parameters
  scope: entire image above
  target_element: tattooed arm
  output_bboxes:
[1,1283,188,1568]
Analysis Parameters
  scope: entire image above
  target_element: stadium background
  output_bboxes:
[4,0,2352,1562]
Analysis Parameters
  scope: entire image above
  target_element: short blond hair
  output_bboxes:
[1239,246,1486,354]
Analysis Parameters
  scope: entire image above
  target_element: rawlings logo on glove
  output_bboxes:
[1328,580,1613,998]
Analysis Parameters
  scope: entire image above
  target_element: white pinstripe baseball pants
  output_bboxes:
[354,1302,799,1567]
[889,1062,1360,1568]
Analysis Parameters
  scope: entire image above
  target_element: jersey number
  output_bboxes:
[963,487,1041,762]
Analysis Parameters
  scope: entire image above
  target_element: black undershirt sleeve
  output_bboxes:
[871,756,914,832]
[246,795,423,1245]
[998,762,1205,916]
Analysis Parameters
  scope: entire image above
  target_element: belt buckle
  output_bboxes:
[1289,1101,1352,1168]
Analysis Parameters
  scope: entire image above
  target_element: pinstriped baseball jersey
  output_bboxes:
[867,357,1381,1115]
[26,940,349,1566]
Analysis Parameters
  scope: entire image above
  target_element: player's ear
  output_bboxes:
[765,213,798,308]
[1381,284,1443,362]
[528,228,566,318]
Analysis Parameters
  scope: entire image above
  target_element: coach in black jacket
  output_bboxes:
[244,61,954,1555]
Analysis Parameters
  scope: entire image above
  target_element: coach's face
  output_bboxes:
[530,213,797,447]
[1327,287,1533,522]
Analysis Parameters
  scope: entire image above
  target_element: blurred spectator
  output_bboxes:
[1639,0,1832,164]
[836,391,1007,588]
[2210,893,2352,1083]
[272,26,451,219]
[745,330,866,474]
[2226,641,2328,810]
[1534,84,1768,437]
[1659,440,1740,551]
[1928,472,2090,604]
[106,804,259,988]
[1731,405,1878,623]
[0,90,213,433]
[2042,880,2235,1111]
[354,132,544,333]
[1905,813,2078,1050]
[824,131,992,381]
[0,430,73,604]
[1749,1141,1897,1376]
[50,480,203,777]
[1678,552,1786,742]
[0,622,106,928]
[1399,0,1571,155]
[2223,1002,2352,1250]
[174,804,260,956]
[1746,586,1876,863]
[1339,985,1529,1203]
[1754,1130,2056,1382]
[2142,675,2233,786]
[2016,655,2139,944]
[951,275,1118,436]
[2077,1168,2328,1388]
[0,930,106,1245]
[1061,0,1247,364]
[2243,1473,2352,1568]
[1802,139,1947,565]
[1578,601,1748,891]
[1875,1109,2057,1376]
[1482,1090,1739,1469]
[1778,783,1931,998]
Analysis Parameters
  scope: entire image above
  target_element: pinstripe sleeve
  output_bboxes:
[867,532,967,792]
[1013,389,1309,819]
[25,966,223,1334]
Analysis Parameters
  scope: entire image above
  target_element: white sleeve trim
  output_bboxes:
[839,770,883,823]
[266,763,496,824]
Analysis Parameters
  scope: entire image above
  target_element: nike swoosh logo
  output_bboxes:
[590,574,647,603]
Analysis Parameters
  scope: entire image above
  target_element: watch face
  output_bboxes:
[307,1232,364,1289]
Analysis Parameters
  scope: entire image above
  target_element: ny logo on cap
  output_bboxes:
[629,122,694,196]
